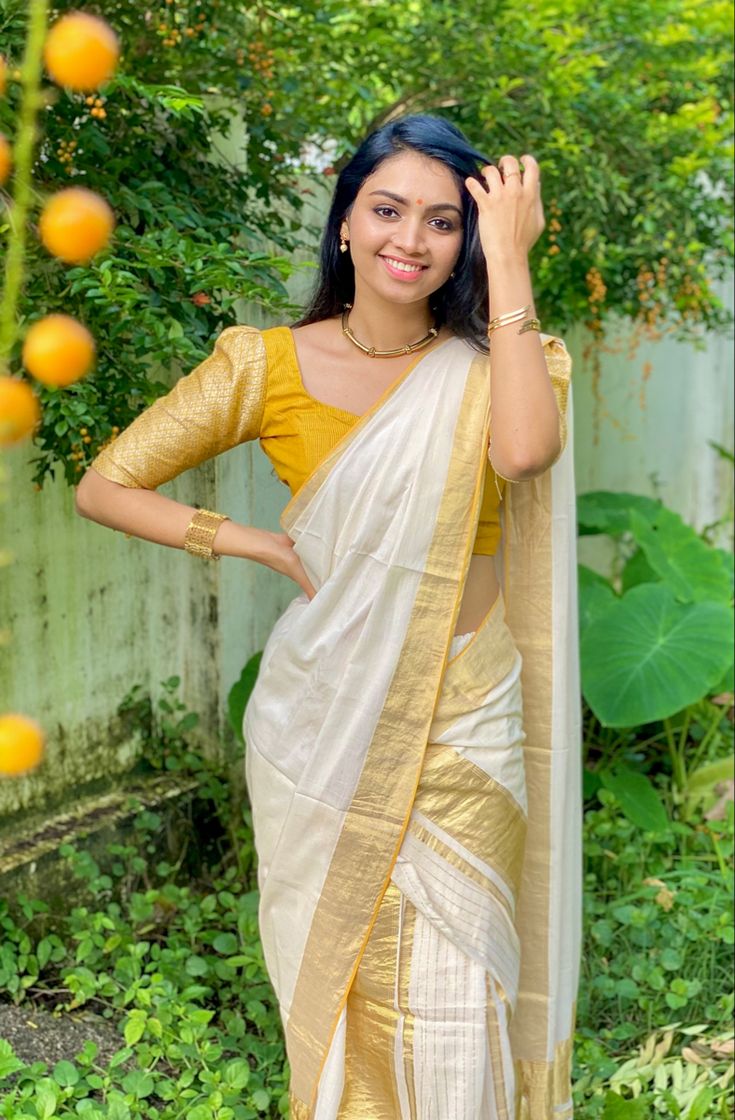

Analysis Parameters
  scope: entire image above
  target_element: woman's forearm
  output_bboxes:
[486,253,561,480]
[74,467,272,562]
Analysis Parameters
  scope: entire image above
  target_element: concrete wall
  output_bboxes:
[0,433,294,823]
[570,272,734,543]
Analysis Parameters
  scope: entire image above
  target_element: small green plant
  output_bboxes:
[580,791,733,1041]
[0,810,289,1117]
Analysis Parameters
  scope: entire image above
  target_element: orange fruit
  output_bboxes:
[0,714,45,776]
[44,13,119,92]
[22,314,95,387]
[0,133,11,185]
[0,377,41,446]
[39,187,115,264]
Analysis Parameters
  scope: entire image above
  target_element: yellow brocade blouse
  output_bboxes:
[90,324,569,557]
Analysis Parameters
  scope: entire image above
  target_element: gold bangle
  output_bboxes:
[184,508,230,560]
[518,317,541,334]
[487,303,531,336]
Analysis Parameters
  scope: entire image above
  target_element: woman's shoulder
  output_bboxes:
[214,322,291,377]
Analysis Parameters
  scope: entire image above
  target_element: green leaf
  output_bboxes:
[227,652,263,745]
[599,765,669,833]
[52,1060,79,1087]
[620,547,658,594]
[0,1039,26,1082]
[629,507,733,604]
[660,947,682,970]
[213,932,239,955]
[578,565,617,631]
[687,1086,714,1120]
[577,491,662,537]
[120,1070,155,1098]
[107,1046,134,1069]
[36,938,53,969]
[185,1108,213,1120]
[185,954,209,976]
[581,583,733,725]
[35,1084,59,1119]
[223,1059,251,1090]
[124,1014,147,1046]
[686,756,735,794]
[602,1090,648,1119]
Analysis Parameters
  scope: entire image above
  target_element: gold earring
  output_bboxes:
[339,234,349,254]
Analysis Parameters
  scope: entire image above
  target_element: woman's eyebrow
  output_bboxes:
[368,189,462,217]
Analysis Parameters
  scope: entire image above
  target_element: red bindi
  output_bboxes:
[416,198,423,205]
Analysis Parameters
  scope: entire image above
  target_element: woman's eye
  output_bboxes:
[373,206,456,232]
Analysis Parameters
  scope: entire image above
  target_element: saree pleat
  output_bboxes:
[243,335,581,1118]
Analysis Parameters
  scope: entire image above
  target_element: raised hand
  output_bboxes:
[465,154,545,265]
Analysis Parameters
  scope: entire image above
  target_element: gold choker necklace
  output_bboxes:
[341,307,438,359]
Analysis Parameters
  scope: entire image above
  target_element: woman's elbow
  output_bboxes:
[74,467,125,520]
[489,433,563,481]
[74,470,96,518]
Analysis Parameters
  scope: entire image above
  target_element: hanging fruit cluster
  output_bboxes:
[0,9,119,445]
[0,5,120,778]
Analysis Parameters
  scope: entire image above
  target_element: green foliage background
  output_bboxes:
[0,0,732,485]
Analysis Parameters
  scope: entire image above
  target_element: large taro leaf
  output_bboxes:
[577,490,662,536]
[629,507,733,604]
[599,764,669,833]
[578,564,617,631]
[621,547,658,593]
[581,582,733,726]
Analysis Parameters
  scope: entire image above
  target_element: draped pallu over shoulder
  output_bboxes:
[243,334,581,1119]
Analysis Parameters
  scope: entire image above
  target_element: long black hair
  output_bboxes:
[294,114,494,352]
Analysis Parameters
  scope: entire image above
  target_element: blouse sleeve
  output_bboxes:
[543,334,572,463]
[90,325,268,489]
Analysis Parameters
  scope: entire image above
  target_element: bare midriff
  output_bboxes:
[454,553,500,638]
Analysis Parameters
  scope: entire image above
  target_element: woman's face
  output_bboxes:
[342,149,464,309]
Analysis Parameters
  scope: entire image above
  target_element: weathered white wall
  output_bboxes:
[570,273,734,543]
[0,435,294,821]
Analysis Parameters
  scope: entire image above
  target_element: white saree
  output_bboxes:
[243,334,581,1119]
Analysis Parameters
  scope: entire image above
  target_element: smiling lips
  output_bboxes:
[380,255,428,282]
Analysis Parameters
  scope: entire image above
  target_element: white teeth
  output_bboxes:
[384,257,424,272]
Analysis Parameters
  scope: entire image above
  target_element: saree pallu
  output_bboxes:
[243,335,581,1119]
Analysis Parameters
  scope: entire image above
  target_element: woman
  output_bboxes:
[77,115,581,1119]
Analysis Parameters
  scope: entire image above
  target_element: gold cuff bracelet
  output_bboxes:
[184,508,230,560]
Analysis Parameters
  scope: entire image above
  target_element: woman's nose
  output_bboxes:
[390,219,426,256]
